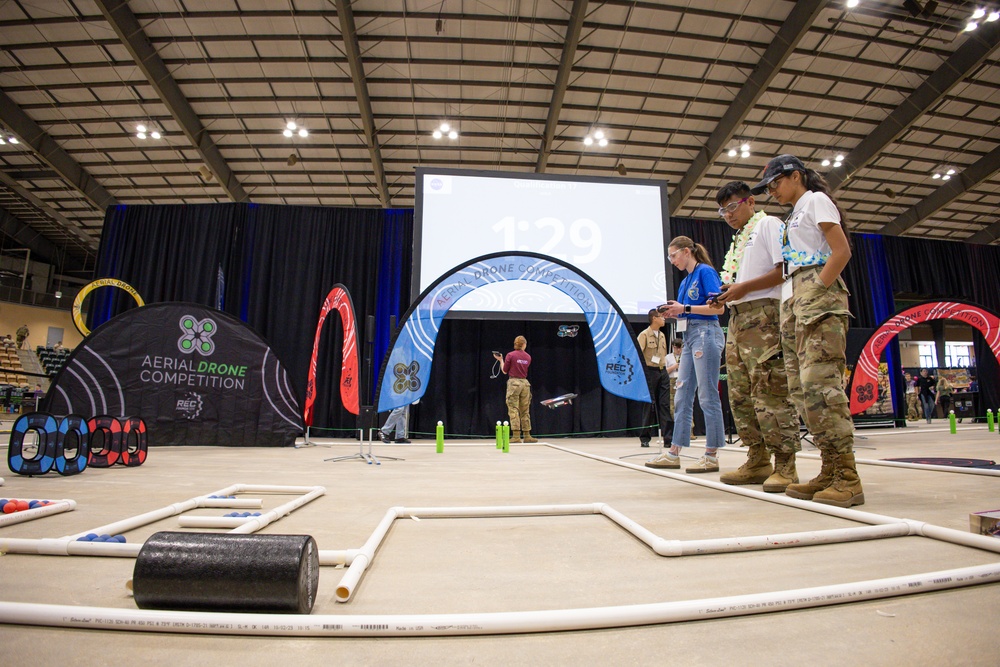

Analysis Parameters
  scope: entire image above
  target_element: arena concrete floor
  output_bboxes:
[1,420,999,666]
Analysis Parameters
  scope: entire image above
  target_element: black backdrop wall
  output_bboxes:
[92,205,1000,440]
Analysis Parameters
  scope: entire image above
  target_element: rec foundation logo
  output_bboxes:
[178,315,217,356]
[605,354,635,386]
[392,361,421,394]
[176,392,203,420]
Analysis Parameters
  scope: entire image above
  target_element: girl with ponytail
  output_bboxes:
[647,235,726,473]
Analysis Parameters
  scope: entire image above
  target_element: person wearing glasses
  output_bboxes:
[712,181,801,492]
[750,154,861,508]
[646,236,726,473]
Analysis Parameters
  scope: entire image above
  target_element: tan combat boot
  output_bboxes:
[813,451,865,507]
[512,430,521,443]
[522,430,538,443]
[762,451,798,493]
[784,450,835,500]
[719,443,772,485]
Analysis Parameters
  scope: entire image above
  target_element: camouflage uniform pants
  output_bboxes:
[505,378,532,433]
[906,393,920,420]
[780,266,854,455]
[727,299,799,455]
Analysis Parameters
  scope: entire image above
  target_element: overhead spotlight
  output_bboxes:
[286,121,297,130]
[594,130,605,140]
[616,163,627,176]
[8,136,17,144]
[822,159,831,167]
[598,138,609,147]
[440,122,450,133]
[943,174,951,181]
[298,128,308,138]
[833,161,842,168]
[432,129,442,139]
[448,130,458,140]
[846,0,859,7]
[151,131,161,140]
[198,165,213,182]
[836,154,844,161]
[972,8,986,20]
[946,168,955,175]
[965,21,978,31]
[137,132,147,140]
[740,143,750,152]
[0,137,5,145]
[727,149,737,157]
[136,124,146,133]
[583,136,594,146]
[283,129,293,138]
[287,153,299,167]
[740,150,750,159]
[932,173,941,179]
[988,11,999,22]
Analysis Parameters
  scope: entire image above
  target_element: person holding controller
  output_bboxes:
[493,336,537,443]
[646,236,726,473]
[712,181,801,492]
[636,308,674,447]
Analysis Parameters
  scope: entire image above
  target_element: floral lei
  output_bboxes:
[720,210,765,284]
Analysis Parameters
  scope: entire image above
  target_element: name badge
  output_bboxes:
[676,319,688,332]
[651,355,661,365]
[781,279,793,303]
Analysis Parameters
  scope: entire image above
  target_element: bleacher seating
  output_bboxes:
[36,346,72,377]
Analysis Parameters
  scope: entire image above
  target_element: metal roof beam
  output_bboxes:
[94,0,248,202]
[336,0,390,206]
[536,0,588,173]
[0,89,116,214]
[829,19,1000,191]
[0,205,62,261]
[0,170,95,250]
[668,0,830,214]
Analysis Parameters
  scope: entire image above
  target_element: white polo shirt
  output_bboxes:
[730,214,784,303]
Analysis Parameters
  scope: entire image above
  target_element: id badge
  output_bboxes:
[781,279,793,303]
[651,355,661,365]
[676,319,688,332]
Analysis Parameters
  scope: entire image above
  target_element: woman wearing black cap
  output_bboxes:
[750,155,862,508]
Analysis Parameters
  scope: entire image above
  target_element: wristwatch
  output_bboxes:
[684,305,692,314]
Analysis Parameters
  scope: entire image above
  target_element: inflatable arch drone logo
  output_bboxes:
[178,315,217,356]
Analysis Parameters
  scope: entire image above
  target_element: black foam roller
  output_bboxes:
[133,531,319,614]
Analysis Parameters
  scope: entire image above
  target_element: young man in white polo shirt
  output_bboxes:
[713,181,800,491]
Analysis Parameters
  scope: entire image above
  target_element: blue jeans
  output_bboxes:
[382,405,409,438]
[919,394,935,421]
[671,319,726,450]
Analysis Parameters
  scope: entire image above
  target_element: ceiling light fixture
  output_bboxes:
[972,8,986,20]
[150,131,161,140]
[8,136,18,145]
[965,21,978,30]
[584,129,609,148]
[448,130,458,140]
[287,121,297,130]
[932,173,941,179]
[283,129,293,138]
[946,168,955,175]
[988,11,999,22]
[822,159,831,167]
[846,0,860,7]
[432,122,457,140]
[137,132,147,140]
[942,174,951,181]
[727,149,737,157]
[136,124,146,133]
[298,128,308,138]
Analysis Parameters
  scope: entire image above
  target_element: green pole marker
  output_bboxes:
[987,409,995,432]
[436,421,444,453]
[949,410,957,434]
[496,421,502,449]
[503,421,510,453]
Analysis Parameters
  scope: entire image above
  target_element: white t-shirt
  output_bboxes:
[731,214,783,303]
[784,190,841,274]
[665,353,679,379]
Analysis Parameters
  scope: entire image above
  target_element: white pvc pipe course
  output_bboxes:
[2,562,1000,637]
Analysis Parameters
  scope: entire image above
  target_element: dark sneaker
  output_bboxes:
[394,438,411,444]
[640,440,650,448]
[378,430,391,443]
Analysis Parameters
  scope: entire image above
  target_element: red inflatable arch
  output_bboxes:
[851,301,1000,415]
[303,284,360,425]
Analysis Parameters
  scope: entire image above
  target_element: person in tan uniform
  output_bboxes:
[636,308,673,447]
[492,336,537,443]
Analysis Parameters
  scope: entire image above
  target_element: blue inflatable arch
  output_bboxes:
[376,251,652,412]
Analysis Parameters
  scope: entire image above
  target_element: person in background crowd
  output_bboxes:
[916,368,937,424]
[904,371,920,421]
[636,308,673,447]
[379,401,413,444]
[968,375,978,392]
[646,235,726,473]
[666,339,682,415]
[493,336,537,443]
[752,154,862,507]
[713,180,800,493]
[936,374,954,418]
[15,324,28,349]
